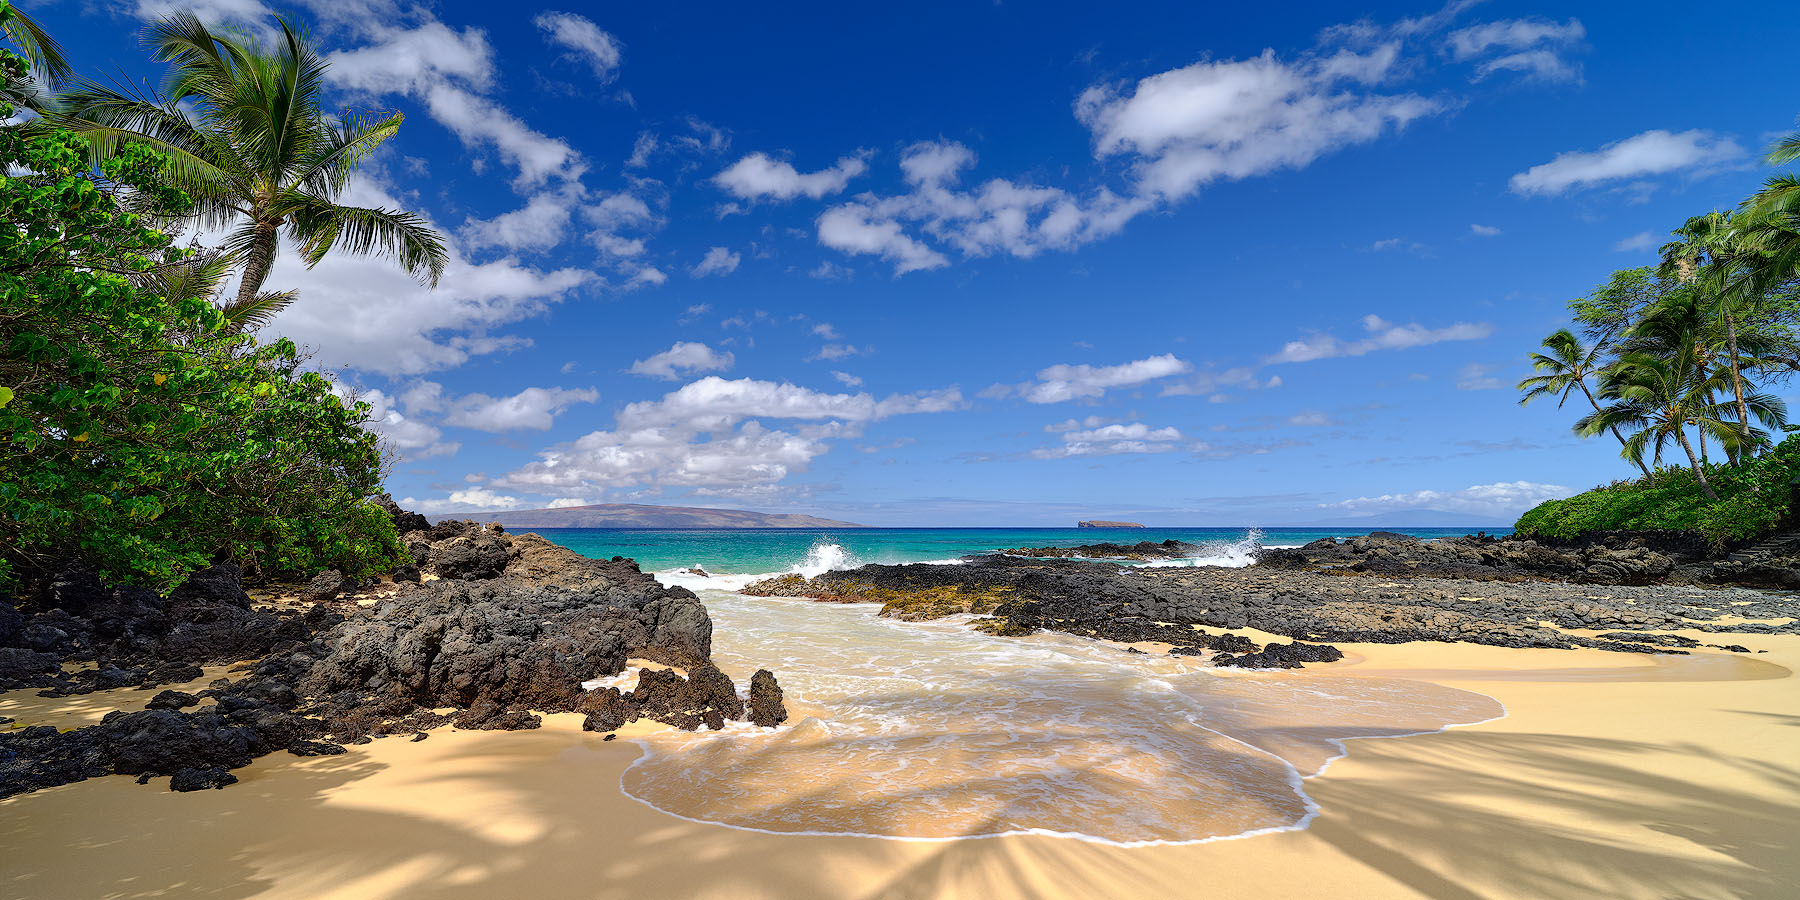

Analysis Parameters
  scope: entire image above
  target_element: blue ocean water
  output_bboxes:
[531,525,1511,575]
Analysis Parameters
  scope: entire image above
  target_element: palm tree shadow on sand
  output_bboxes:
[1,713,1796,899]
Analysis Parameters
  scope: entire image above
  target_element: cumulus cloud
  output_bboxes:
[399,487,530,516]
[831,370,863,387]
[546,497,589,509]
[628,342,736,379]
[1265,315,1492,364]
[690,246,741,277]
[534,11,624,81]
[1614,231,1658,252]
[1077,48,1440,203]
[714,152,869,201]
[461,190,577,252]
[497,377,963,494]
[1018,354,1191,404]
[440,386,599,431]
[1033,422,1184,458]
[1322,480,1572,520]
[1470,223,1502,236]
[248,178,588,375]
[1509,129,1745,196]
[354,387,460,459]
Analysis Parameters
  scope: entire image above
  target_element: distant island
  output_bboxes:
[1079,520,1145,528]
[443,503,864,529]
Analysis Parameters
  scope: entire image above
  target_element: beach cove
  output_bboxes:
[4,529,1797,900]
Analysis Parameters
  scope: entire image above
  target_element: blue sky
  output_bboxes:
[31,0,1799,525]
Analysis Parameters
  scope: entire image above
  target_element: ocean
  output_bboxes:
[530,525,1510,579]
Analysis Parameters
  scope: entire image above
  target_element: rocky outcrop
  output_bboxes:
[0,509,789,799]
[748,669,788,727]
[1255,530,1795,588]
[745,547,1795,666]
[1000,539,1197,560]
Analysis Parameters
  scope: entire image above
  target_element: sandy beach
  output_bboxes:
[4,626,1794,900]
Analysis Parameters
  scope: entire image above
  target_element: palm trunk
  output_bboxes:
[1722,307,1752,459]
[235,220,280,307]
[1578,380,1652,478]
[1675,428,1719,500]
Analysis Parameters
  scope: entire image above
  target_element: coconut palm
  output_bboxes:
[1518,329,1650,477]
[1659,211,1757,455]
[58,13,446,310]
[0,3,71,113]
[1579,333,1788,501]
[134,244,297,335]
[1736,128,1800,304]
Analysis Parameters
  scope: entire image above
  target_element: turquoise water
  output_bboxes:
[531,526,1511,575]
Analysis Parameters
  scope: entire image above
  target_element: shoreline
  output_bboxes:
[4,630,1793,899]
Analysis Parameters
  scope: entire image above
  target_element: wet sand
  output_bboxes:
[3,632,1796,900]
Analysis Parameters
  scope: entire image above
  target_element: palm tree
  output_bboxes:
[1518,329,1651,477]
[0,2,72,114]
[1659,211,1755,456]
[134,244,297,335]
[1736,128,1800,298]
[58,13,446,311]
[1578,332,1788,502]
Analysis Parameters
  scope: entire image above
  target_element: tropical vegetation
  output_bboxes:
[1515,125,1800,542]
[0,3,439,587]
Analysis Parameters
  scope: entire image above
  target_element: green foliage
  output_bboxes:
[1516,435,1800,544]
[0,98,400,586]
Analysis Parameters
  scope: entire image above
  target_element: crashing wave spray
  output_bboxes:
[790,538,860,578]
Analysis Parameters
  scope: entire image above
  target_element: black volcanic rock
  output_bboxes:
[748,669,788,727]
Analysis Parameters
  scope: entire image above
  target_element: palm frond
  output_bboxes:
[289,199,448,285]
[1,6,73,88]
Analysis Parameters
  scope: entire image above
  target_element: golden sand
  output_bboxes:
[2,632,1796,900]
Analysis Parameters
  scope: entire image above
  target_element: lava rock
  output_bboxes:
[168,766,237,791]
[747,669,788,727]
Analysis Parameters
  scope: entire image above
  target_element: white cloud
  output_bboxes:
[830,370,863,387]
[1322,480,1572,520]
[255,178,589,375]
[534,11,624,81]
[400,488,530,516]
[546,497,589,509]
[1445,18,1585,82]
[354,387,459,459]
[461,190,577,252]
[690,246,741,277]
[812,322,842,340]
[1077,49,1441,203]
[1455,362,1505,390]
[1158,366,1270,397]
[497,377,962,494]
[441,386,599,431]
[1266,315,1492,364]
[714,152,869,201]
[1033,421,1184,459]
[1613,231,1658,252]
[1287,412,1332,426]
[1020,354,1191,404]
[1509,129,1745,196]
[629,342,736,379]
[816,204,949,274]
[809,343,866,362]
[1470,223,1502,236]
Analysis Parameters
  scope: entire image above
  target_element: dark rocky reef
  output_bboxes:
[0,510,787,800]
[1256,530,1800,589]
[743,541,1796,667]
[998,539,1198,560]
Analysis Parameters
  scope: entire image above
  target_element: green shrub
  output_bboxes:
[1515,435,1800,544]
[0,105,401,587]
